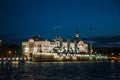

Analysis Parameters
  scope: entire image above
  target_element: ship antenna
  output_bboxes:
[75,27,79,39]
[54,25,61,37]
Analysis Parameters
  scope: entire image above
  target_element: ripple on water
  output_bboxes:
[0,61,120,80]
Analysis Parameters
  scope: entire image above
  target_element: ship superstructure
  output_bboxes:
[22,33,88,61]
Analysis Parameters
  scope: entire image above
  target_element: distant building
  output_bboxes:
[22,34,88,58]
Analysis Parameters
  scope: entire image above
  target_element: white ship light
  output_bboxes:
[34,47,38,52]
[25,47,29,53]
[29,39,34,42]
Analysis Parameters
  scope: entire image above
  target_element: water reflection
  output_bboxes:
[0,61,120,80]
[0,60,26,79]
[111,60,115,80]
[110,60,120,80]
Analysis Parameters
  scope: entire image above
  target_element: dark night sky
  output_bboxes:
[0,0,120,43]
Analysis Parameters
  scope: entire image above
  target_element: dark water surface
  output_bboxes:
[0,61,120,80]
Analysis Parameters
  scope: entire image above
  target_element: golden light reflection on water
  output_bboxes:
[118,60,120,63]
[29,74,34,80]
[12,61,19,68]
[110,60,115,80]
[0,60,120,80]
[110,60,115,63]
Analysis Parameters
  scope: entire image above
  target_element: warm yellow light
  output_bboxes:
[111,60,115,63]
[8,50,12,54]
[29,39,34,42]
[111,53,114,55]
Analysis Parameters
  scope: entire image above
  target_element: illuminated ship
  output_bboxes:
[22,33,88,61]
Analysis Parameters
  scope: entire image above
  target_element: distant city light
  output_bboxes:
[8,50,12,54]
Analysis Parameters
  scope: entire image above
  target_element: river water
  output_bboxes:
[0,61,120,80]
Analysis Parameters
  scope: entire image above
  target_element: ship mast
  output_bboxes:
[55,25,61,37]
[74,27,79,53]
[89,25,93,54]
